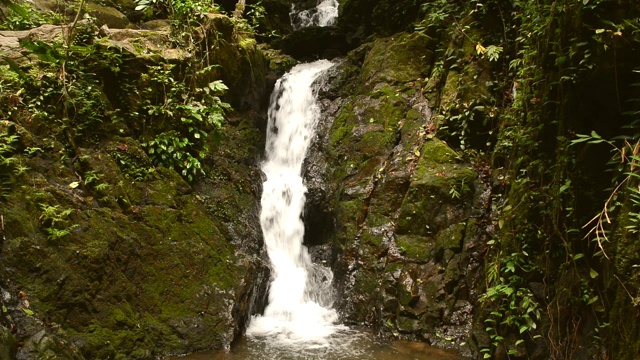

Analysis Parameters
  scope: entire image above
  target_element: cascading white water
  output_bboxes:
[245,60,345,345]
[291,0,339,30]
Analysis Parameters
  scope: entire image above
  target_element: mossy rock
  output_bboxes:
[396,139,476,236]
[396,234,434,261]
[434,222,466,260]
[0,326,16,360]
[359,32,434,92]
[328,93,406,163]
[16,329,83,360]
[86,3,131,29]
[0,158,251,358]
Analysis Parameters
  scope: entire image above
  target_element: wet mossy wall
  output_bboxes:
[0,12,275,360]
[310,0,640,359]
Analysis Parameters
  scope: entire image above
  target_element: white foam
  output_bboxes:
[246,60,342,345]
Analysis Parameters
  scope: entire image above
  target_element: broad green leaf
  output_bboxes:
[208,80,229,94]
[22,308,34,316]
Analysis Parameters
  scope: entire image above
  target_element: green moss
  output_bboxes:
[395,140,476,236]
[434,222,466,258]
[361,230,384,247]
[359,33,434,91]
[397,315,421,333]
[0,326,16,360]
[329,103,356,155]
[396,234,434,261]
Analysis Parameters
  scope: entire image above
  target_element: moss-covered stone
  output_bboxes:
[0,12,269,359]
[396,234,434,261]
[0,326,16,360]
[396,139,476,236]
[86,3,131,29]
[434,222,466,260]
[359,33,434,92]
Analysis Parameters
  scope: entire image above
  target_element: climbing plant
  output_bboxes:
[477,0,640,358]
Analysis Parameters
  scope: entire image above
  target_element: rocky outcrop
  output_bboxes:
[0,13,272,360]
[304,32,490,358]
[0,326,17,360]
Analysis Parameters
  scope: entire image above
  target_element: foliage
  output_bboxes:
[1,0,234,184]
[0,130,19,198]
[467,0,640,357]
[480,243,543,357]
[139,63,230,182]
[0,0,64,30]
[39,203,78,240]
[133,0,221,31]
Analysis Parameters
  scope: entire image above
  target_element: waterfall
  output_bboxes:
[291,0,339,30]
[245,60,343,345]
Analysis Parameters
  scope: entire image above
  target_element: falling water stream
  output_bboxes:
[244,60,340,344]
[169,1,464,359]
[290,0,339,30]
[171,54,462,360]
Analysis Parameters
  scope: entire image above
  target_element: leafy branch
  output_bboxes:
[571,131,640,259]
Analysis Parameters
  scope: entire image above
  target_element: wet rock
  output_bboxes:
[276,25,349,60]
[0,325,16,360]
[86,3,131,29]
[312,30,485,358]
[16,329,83,360]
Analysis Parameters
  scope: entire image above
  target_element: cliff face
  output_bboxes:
[306,0,640,359]
[0,12,279,359]
[301,31,489,358]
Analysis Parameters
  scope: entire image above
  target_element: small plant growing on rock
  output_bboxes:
[39,203,78,240]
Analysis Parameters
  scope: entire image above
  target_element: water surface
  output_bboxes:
[169,331,464,360]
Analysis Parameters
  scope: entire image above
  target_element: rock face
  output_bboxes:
[0,14,272,360]
[0,326,17,360]
[305,32,489,357]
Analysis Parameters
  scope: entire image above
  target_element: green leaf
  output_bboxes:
[590,268,599,278]
[208,80,229,94]
[4,58,28,79]
[559,179,571,193]
[519,325,528,334]
[22,307,34,316]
